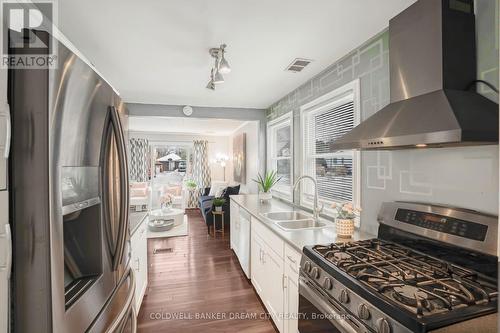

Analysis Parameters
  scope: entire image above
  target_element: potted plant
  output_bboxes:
[331,202,361,238]
[252,170,281,201]
[185,179,197,191]
[213,197,226,212]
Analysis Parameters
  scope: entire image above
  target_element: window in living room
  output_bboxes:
[152,145,190,179]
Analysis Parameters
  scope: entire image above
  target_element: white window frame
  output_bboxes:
[267,112,293,199]
[299,80,361,217]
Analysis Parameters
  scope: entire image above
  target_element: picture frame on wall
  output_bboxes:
[233,133,246,184]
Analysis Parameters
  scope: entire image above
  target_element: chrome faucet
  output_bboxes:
[293,175,323,220]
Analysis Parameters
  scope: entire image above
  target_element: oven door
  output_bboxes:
[298,277,368,333]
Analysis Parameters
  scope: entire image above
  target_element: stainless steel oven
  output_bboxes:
[298,276,367,333]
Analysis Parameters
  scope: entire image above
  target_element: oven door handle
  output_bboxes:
[299,277,365,333]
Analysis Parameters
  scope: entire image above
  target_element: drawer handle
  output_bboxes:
[286,255,297,264]
[135,258,140,271]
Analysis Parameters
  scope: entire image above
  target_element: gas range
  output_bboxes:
[298,202,498,333]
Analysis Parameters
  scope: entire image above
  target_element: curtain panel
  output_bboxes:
[189,140,211,207]
[129,138,150,182]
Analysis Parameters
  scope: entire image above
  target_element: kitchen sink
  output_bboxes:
[261,211,312,221]
[276,219,327,230]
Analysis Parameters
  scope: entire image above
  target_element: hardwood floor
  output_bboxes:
[137,209,277,333]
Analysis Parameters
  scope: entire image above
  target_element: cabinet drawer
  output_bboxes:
[251,217,283,259]
[284,243,301,280]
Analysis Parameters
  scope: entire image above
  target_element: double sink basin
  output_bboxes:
[261,211,328,231]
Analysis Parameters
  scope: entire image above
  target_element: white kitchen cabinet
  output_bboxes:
[249,216,303,333]
[250,231,266,296]
[130,217,148,311]
[230,200,240,252]
[251,216,285,333]
[283,244,301,333]
[230,200,251,278]
[261,240,284,333]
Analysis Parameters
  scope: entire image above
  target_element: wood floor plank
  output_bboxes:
[137,210,278,333]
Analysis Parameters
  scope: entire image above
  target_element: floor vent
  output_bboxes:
[285,58,313,72]
[153,247,173,254]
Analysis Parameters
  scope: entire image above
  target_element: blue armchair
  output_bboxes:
[199,185,240,234]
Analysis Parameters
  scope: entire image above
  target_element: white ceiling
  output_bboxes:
[129,116,248,136]
[58,0,415,109]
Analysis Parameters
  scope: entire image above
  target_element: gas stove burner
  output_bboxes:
[394,285,428,302]
[334,252,352,261]
[310,238,497,318]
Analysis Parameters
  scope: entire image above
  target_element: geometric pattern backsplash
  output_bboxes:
[266,0,499,235]
[129,138,150,182]
[267,30,390,123]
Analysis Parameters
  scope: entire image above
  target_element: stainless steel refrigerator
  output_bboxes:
[8,29,135,333]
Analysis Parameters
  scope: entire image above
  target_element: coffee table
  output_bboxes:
[148,208,184,232]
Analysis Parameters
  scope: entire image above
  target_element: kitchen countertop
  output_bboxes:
[230,194,376,252]
[129,210,148,235]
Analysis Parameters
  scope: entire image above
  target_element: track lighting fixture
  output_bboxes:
[206,44,231,90]
[206,68,216,90]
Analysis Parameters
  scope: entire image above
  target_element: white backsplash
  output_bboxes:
[360,146,499,235]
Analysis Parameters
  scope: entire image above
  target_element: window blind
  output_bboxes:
[305,100,355,203]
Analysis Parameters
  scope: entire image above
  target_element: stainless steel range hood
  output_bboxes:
[331,0,498,151]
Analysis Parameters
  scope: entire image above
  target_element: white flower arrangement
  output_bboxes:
[331,202,362,220]
[159,193,173,207]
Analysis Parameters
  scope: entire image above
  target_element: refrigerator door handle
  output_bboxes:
[0,224,11,279]
[5,224,11,279]
[109,106,129,271]
[1,103,10,159]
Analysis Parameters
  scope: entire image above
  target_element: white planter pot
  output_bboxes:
[259,191,272,201]
[335,218,354,238]
[215,206,223,212]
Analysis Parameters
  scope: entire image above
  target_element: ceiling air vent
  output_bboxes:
[285,58,313,73]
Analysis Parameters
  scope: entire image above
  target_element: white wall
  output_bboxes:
[228,121,260,194]
[361,147,499,235]
[129,131,230,183]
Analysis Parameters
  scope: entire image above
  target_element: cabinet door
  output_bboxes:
[250,233,265,297]
[284,274,299,333]
[138,225,148,309]
[237,210,250,277]
[262,243,284,333]
[229,200,240,250]
[131,222,148,310]
[284,244,300,333]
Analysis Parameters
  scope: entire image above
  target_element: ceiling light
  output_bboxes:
[206,43,231,89]
[206,69,216,90]
[206,80,215,90]
[415,144,427,148]
[213,69,224,84]
[218,44,231,73]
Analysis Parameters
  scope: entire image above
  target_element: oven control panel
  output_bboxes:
[395,209,488,241]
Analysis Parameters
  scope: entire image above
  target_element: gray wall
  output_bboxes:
[267,0,499,235]
[127,103,268,186]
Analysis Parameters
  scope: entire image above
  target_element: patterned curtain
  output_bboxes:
[189,140,211,207]
[129,138,150,182]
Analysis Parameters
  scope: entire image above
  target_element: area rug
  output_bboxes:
[146,214,189,239]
